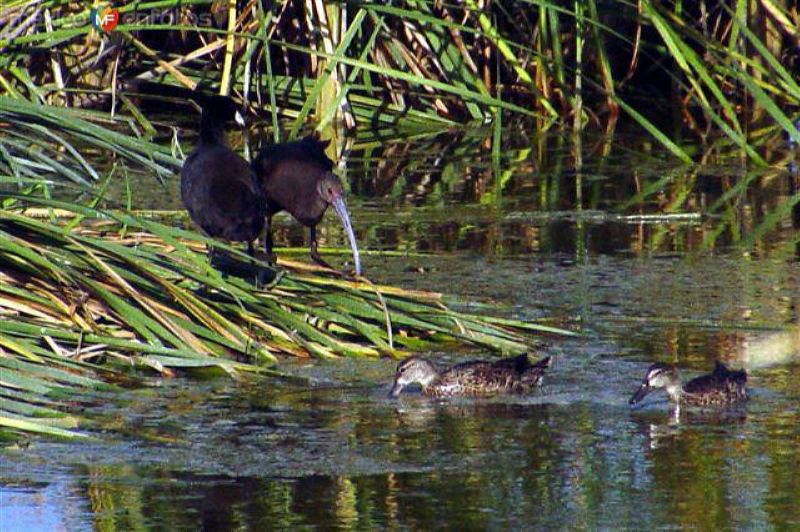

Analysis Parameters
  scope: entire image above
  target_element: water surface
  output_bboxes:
[2,128,799,529]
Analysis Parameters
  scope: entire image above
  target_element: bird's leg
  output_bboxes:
[199,244,226,299]
[207,244,222,269]
[208,244,230,275]
[247,239,266,287]
[263,215,277,265]
[309,225,334,270]
[247,239,275,287]
[197,243,214,296]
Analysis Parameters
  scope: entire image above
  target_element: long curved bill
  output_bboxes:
[331,195,362,275]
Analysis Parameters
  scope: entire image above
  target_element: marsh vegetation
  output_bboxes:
[0,3,798,526]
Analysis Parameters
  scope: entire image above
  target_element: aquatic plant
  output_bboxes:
[0,196,574,438]
[1,0,796,440]
[1,1,797,159]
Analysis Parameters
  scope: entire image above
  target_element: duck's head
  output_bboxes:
[629,363,680,405]
[389,356,439,397]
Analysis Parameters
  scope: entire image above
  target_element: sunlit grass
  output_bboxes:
[0,197,575,438]
[1,0,798,441]
[1,1,797,154]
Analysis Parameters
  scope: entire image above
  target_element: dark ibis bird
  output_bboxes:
[180,95,266,270]
[252,135,361,275]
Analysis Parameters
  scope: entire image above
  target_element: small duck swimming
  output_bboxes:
[629,361,747,408]
[389,354,552,398]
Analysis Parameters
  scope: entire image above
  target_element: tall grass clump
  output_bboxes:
[0,1,797,161]
[0,195,576,438]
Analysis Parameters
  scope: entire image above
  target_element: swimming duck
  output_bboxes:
[389,354,552,398]
[629,361,747,408]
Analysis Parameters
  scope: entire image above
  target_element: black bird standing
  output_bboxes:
[180,95,266,270]
[252,135,362,275]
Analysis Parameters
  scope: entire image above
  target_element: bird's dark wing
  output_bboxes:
[684,363,746,394]
[182,146,264,241]
[491,354,531,372]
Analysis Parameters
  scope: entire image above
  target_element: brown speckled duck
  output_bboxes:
[629,362,747,408]
[389,354,552,398]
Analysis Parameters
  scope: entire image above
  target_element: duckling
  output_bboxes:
[389,354,552,398]
[629,361,747,408]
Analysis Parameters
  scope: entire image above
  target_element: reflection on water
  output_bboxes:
[2,274,798,529]
[3,128,800,529]
[112,126,800,263]
[3,361,798,530]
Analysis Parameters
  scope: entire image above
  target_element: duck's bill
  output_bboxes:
[629,384,652,405]
[331,196,362,275]
[388,381,403,398]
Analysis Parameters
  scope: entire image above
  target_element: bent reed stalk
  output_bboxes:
[1,0,795,440]
[0,198,575,439]
[0,1,797,158]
